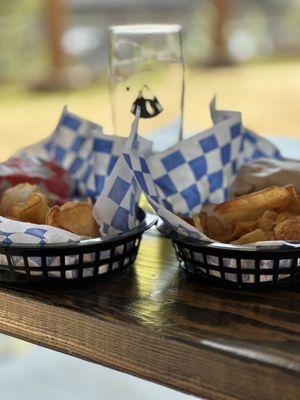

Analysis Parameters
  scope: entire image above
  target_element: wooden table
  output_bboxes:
[0,229,299,400]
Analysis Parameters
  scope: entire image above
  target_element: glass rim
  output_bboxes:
[109,24,182,35]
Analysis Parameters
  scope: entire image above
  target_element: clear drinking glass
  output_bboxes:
[109,24,185,152]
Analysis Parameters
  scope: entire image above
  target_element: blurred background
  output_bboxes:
[0,334,194,400]
[2,0,300,159]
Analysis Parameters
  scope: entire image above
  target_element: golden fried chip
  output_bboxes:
[262,210,277,220]
[284,193,300,214]
[205,215,225,237]
[192,214,203,232]
[274,216,300,241]
[259,210,277,231]
[8,193,49,224]
[182,185,300,245]
[276,211,296,224]
[200,204,230,236]
[227,208,265,223]
[0,183,47,217]
[231,228,273,245]
[214,185,297,215]
[229,220,259,241]
[46,201,99,237]
[200,207,264,240]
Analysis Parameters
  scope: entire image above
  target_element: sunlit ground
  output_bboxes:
[0,334,195,400]
[1,60,300,160]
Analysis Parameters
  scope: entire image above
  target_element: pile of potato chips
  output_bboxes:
[192,185,300,244]
[4,182,300,244]
[0,183,99,238]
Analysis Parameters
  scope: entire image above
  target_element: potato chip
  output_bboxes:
[200,208,264,241]
[229,220,259,241]
[221,208,264,227]
[274,216,300,241]
[205,215,225,237]
[192,215,203,232]
[215,185,297,215]
[0,183,47,217]
[259,210,277,231]
[276,211,296,224]
[284,193,300,214]
[202,202,264,228]
[46,201,100,237]
[231,228,273,245]
[9,193,49,224]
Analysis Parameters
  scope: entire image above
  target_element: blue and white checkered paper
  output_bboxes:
[0,217,80,245]
[45,107,131,200]
[94,109,153,235]
[0,217,84,278]
[0,107,152,278]
[17,106,130,201]
[3,106,152,250]
[0,216,115,279]
[0,100,294,282]
[1,107,152,246]
[6,101,282,245]
[112,99,282,241]
[209,97,281,164]
[108,102,295,284]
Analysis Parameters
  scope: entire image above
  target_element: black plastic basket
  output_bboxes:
[158,221,300,288]
[0,209,156,283]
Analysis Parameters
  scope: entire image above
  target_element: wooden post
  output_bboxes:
[47,0,66,71]
[210,0,232,66]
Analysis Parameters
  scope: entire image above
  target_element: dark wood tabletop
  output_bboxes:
[0,229,299,400]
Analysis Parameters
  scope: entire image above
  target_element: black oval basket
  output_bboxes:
[0,209,156,283]
[158,222,300,288]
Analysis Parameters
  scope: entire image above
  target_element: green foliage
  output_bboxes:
[0,0,46,81]
[0,0,40,16]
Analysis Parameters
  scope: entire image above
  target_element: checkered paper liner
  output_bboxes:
[0,216,152,280]
[0,217,84,279]
[115,99,281,239]
[93,110,152,236]
[0,107,153,278]
[104,100,300,283]
[43,106,134,200]
[15,106,142,202]
[3,106,152,244]
[0,100,296,283]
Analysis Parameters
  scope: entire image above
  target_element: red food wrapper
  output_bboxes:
[0,157,73,204]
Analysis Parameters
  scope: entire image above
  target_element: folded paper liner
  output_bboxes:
[230,157,300,197]
[1,101,299,283]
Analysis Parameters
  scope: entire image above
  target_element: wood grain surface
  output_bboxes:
[0,230,299,400]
